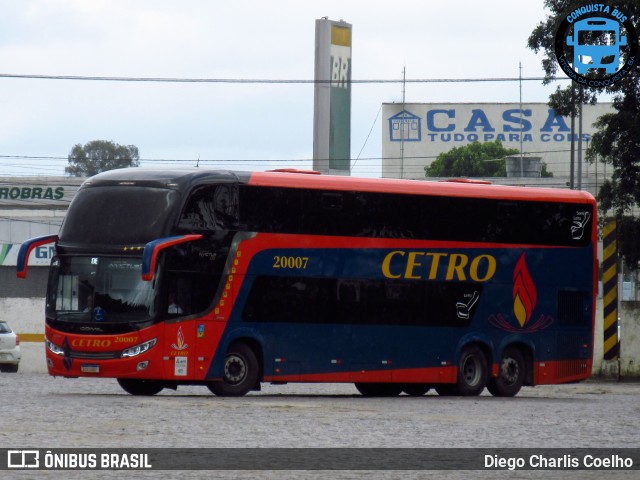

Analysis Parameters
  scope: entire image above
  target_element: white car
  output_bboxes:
[0,321,21,373]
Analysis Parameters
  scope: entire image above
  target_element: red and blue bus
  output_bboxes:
[18,168,597,397]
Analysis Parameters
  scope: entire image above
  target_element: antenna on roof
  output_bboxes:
[196,155,200,168]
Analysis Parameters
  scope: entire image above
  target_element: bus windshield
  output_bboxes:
[47,256,158,324]
[59,186,181,245]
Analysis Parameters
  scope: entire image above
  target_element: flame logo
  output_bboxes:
[171,326,188,351]
[513,253,537,327]
[488,252,552,334]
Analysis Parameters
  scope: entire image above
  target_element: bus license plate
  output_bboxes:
[81,364,100,373]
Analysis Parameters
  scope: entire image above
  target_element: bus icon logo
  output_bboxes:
[8,450,40,468]
[566,18,627,74]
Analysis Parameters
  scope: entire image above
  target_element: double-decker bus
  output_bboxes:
[18,168,597,397]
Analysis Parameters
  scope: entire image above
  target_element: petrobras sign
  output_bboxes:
[0,178,82,207]
[381,102,614,179]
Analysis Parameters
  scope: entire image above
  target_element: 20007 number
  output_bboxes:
[273,256,309,269]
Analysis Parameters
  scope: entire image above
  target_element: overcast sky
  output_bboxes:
[0,0,565,178]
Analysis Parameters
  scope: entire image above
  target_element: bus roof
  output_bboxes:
[84,167,595,205]
[250,171,595,204]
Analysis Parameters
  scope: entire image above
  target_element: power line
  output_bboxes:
[0,73,569,84]
[0,147,579,164]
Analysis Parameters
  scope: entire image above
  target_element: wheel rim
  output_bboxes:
[224,354,247,385]
[500,357,520,386]
[462,355,481,387]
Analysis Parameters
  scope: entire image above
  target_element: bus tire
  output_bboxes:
[117,378,164,396]
[354,383,402,397]
[455,345,488,396]
[402,384,431,396]
[208,343,259,397]
[487,347,525,397]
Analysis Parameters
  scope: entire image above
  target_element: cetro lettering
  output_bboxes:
[70,338,112,348]
[381,251,497,282]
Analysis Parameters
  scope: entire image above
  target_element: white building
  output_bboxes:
[0,176,83,337]
[382,102,615,195]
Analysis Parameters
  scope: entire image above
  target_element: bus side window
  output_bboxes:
[178,185,239,231]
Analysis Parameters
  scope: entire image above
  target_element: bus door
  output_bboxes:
[161,271,220,380]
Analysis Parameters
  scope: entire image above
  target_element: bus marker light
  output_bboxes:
[137,361,149,371]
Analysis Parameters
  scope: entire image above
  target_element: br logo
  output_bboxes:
[554,4,638,87]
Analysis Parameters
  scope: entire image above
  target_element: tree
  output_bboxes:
[527,1,640,267]
[66,140,140,177]
[425,141,518,177]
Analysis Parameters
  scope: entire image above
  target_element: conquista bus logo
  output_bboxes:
[554,3,639,87]
[489,253,553,333]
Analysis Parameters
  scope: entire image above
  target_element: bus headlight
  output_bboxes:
[121,338,157,358]
[45,338,65,356]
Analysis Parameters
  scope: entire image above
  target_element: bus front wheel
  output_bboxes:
[208,343,259,397]
[487,347,525,397]
[117,378,164,396]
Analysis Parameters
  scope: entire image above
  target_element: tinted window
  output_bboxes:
[238,186,593,247]
[178,185,239,231]
[60,186,181,245]
[239,186,302,233]
[242,275,479,327]
[161,242,224,319]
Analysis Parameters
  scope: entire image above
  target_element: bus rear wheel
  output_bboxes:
[117,378,164,396]
[208,343,259,397]
[487,347,525,397]
[354,383,402,397]
[456,345,487,396]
